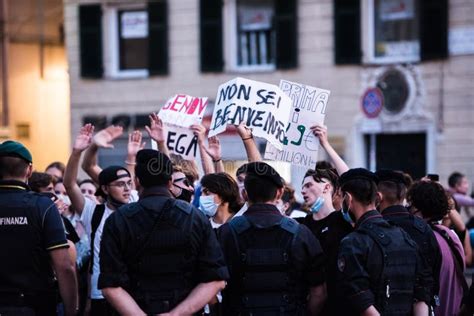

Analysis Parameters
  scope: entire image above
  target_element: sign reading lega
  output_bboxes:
[209,77,292,150]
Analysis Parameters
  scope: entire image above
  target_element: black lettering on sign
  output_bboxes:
[217,84,251,105]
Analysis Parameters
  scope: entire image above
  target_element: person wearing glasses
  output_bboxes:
[64,124,138,316]
[170,164,195,203]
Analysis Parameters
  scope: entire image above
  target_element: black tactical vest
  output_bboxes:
[226,216,306,316]
[359,222,418,316]
[0,191,57,310]
[126,198,195,314]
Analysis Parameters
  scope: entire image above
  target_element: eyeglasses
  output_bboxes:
[173,177,192,187]
[108,181,133,189]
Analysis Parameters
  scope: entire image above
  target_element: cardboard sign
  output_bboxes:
[166,125,199,160]
[208,77,292,150]
[264,80,330,168]
[159,94,208,128]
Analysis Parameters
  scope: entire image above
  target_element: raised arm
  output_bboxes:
[310,124,349,174]
[126,130,145,189]
[64,124,94,215]
[191,124,215,175]
[236,123,262,162]
[145,113,170,157]
[82,125,123,182]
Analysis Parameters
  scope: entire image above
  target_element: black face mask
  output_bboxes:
[172,185,193,203]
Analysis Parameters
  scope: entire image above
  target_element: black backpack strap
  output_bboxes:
[431,224,469,294]
[89,204,106,274]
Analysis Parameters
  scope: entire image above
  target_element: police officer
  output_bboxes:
[376,169,440,310]
[0,141,78,316]
[98,149,228,315]
[336,168,430,315]
[218,162,327,315]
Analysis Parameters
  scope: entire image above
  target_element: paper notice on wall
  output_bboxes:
[264,80,330,168]
[121,11,148,39]
[208,77,292,150]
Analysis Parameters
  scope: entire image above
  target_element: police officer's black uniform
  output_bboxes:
[337,209,432,315]
[0,180,70,315]
[218,203,326,316]
[98,186,229,315]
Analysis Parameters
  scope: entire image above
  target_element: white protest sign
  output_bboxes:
[165,125,199,160]
[264,80,330,168]
[159,94,208,128]
[121,11,148,39]
[208,77,292,150]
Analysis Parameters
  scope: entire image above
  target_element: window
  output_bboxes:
[104,5,149,78]
[236,0,275,70]
[334,0,448,65]
[363,0,420,64]
[200,0,297,73]
[79,1,168,79]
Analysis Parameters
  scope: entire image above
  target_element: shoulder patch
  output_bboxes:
[229,216,251,234]
[173,199,192,214]
[280,217,299,235]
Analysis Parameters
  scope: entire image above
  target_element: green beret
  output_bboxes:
[0,140,33,163]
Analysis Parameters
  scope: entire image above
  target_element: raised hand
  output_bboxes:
[190,124,207,144]
[93,125,124,148]
[127,130,146,157]
[236,122,253,140]
[73,124,94,152]
[310,124,328,146]
[145,113,166,143]
[204,136,222,161]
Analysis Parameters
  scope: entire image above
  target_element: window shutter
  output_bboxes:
[334,0,361,65]
[275,0,298,69]
[200,0,223,72]
[148,0,168,75]
[420,0,448,61]
[79,5,103,78]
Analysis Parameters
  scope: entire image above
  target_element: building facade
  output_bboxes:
[64,0,474,193]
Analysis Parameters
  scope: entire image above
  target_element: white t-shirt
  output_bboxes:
[80,190,139,299]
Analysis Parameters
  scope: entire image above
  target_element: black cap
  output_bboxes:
[0,140,33,163]
[95,166,131,197]
[243,162,284,188]
[339,168,378,186]
[375,169,408,186]
[135,149,173,187]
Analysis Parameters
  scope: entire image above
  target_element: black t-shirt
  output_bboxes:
[297,211,353,314]
[0,180,69,294]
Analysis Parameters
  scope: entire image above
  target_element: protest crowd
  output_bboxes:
[1,78,474,316]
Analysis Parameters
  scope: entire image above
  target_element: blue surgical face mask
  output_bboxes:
[341,194,355,225]
[199,195,218,217]
[310,197,325,214]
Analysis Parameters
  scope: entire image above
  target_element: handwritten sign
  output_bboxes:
[264,80,330,168]
[208,77,292,150]
[159,94,208,128]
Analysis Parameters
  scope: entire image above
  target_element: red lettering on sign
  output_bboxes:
[169,95,185,112]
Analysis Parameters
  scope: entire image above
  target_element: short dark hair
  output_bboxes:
[46,161,65,174]
[448,172,465,188]
[0,156,30,179]
[236,164,247,177]
[407,181,449,221]
[316,160,334,171]
[135,150,173,188]
[378,181,406,205]
[78,179,97,188]
[304,168,339,194]
[29,172,53,192]
[341,179,378,206]
[244,174,279,203]
[201,173,242,213]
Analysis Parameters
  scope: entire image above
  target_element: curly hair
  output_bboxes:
[201,172,242,213]
[406,180,449,221]
[29,172,53,193]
